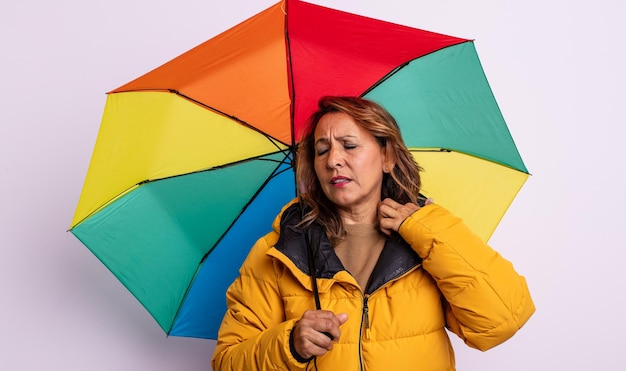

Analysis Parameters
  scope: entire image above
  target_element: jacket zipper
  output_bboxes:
[362,296,371,340]
[357,263,422,371]
[358,294,369,371]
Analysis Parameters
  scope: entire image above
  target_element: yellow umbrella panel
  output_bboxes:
[71,91,286,228]
[414,150,528,241]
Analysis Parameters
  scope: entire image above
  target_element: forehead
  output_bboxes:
[314,112,365,139]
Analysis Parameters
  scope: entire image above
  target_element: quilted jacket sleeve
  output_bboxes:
[211,233,308,371]
[399,204,535,351]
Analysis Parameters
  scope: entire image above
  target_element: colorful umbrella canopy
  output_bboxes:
[69,0,528,339]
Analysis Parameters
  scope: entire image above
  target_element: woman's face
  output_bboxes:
[313,112,389,219]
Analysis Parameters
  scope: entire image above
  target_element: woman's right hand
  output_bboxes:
[378,197,434,235]
[292,310,349,359]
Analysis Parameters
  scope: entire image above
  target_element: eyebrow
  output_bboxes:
[314,135,357,146]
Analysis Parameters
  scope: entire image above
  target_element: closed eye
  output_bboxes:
[316,147,329,156]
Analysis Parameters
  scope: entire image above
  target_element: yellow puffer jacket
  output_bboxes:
[212,201,534,371]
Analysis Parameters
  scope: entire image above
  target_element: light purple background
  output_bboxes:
[2,0,624,369]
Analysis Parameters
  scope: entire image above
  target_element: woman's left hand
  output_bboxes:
[378,198,432,235]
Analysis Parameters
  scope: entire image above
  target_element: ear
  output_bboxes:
[382,146,396,173]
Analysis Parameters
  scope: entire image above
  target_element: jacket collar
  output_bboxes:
[274,202,422,295]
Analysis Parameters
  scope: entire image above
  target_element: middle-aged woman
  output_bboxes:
[212,96,535,370]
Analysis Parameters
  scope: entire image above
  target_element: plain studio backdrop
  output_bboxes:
[1,0,624,369]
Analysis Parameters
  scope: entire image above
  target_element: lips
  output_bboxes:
[330,176,350,186]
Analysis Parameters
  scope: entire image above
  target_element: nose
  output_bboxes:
[326,146,343,169]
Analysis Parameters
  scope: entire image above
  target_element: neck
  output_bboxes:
[336,204,379,226]
[334,223,386,291]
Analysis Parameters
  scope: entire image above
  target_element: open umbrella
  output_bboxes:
[69,0,528,340]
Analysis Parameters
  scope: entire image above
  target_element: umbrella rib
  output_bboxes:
[284,3,300,201]
[284,0,299,152]
[171,151,294,333]
[361,40,471,97]
[361,61,410,97]
[409,148,530,174]
[168,89,288,152]
[410,148,452,152]
[198,152,294,265]
[138,150,293,185]
[70,150,293,229]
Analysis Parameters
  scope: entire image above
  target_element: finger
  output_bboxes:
[301,310,344,341]
[378,201,399,219]
[335,313,349,325]
[380,198,401,209]
[293,321,333,358]
[311,328,336,349]
[379,198,401,210]
[425,197,434,205]
[305,309,336,319]
[303,332,333,358]
[314,316,343,341]
[378,216,394,235]
[295,333,332,359]
[302,326,336,353]
[399,202,419,217]
[381,203,420,233]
